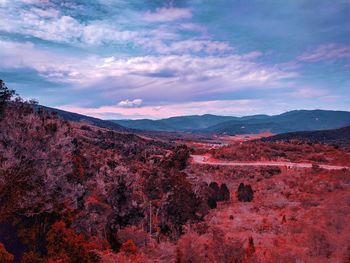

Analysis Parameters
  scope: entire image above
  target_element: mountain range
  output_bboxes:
[111,110,350,134]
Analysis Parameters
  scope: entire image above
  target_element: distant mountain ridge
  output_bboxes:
[111,110,350,134]
[112,114,238,132]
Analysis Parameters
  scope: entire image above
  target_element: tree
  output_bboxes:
[237,183,254,202]
[218,183,230,201]
[164,173,203,237]
[0,80,15,115]
[45,221,92,263]
[209,182,220,197]
[166,145,190,170]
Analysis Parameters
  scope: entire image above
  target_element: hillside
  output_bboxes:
[261,125,350,148]
[204,110,350,134]
[0,87,212,262]
[37,105,127,132]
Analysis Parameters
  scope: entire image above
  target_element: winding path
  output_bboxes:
[191,155,349,170]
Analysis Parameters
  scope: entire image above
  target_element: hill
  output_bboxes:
[36,105,127,132]
[0,86,211,262]
[261,125,350,148]
[204,110,350,134]
[112,114,238,132]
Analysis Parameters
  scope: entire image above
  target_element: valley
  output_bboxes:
[1,83,350,262]
[1,0,348,262]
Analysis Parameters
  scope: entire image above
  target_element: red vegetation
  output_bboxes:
[212,140,350,165]
[0,242,14,262]
[1,83,350,262]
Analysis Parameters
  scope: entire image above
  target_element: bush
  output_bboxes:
[0,242,14,262]
[177,232,210,263]
[218,184,230,201]
[117,226,147,248]
[165,145,190,170]
[237,183,254,202]
[208,197,217,209]
[120,240,138,255]
[45,221,92,263]
[260,167,281,178]
[308,229,332,258]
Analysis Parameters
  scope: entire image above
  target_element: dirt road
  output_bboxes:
[191,155,349,170]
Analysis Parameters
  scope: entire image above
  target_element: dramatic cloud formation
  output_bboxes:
[0,0,349,119]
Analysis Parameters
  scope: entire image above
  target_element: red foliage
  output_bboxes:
[45,221,93,263]
[120,240,138,255]
[0,242,14,262]
[21,251,43,263]
[72,155,84,178]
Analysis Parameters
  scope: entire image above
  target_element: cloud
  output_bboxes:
[298,43,350,62]
[0,3,139,45]
[142,7,192,22]
[143,39,233,54]
[0,40,298,104]
[59,99,266,120]
[117,99,143,108]
[0,1,232,55]
[288,86,329,98]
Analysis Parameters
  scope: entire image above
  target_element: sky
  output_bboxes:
[0,0,349,119]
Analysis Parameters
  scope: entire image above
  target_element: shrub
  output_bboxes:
[212,228,245,263]
[177,232,212,263]
[207,197,217,209]
[21,251,43,263]
[209,182,220,196]
[308,229,332,258]
[218,184,230,201]
[260,167,281,178]
[120,240,138,255]
[45,221,92,263]
[117,226,147,248]
[166,145,190,170]
[237,183,254,202]
[0,242,14,262]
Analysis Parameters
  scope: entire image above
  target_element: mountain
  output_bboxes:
[112,110,350,135]
[204,110,350,134]
[35,105,127,132]
[112,119,176,132]
[111,114,266,132]
[261,125,350,148]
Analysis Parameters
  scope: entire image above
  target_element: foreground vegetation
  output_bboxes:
[1,81,350,262]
